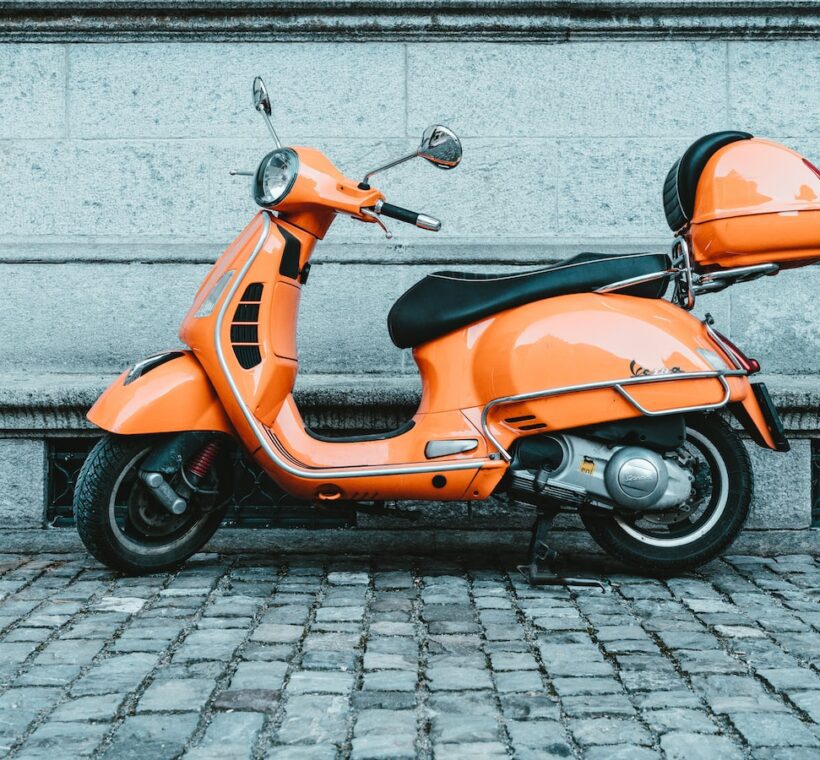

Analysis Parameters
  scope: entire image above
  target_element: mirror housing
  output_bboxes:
[253,77,272,115]
[418,125,462,169]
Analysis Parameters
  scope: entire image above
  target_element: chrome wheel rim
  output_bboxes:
[107,448,211,557]
[614,428,729,548]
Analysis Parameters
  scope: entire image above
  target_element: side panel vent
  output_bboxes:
[232,283,263,369]
[504,414,548,432]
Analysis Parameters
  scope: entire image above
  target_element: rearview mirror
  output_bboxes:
[417,125,462,169]
[253,77,272,116]
[361,124,463,186]
[252,76,281,148]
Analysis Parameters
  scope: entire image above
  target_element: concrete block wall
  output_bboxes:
[0,4,818,544]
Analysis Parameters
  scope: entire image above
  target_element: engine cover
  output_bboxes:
[604,447,668,509]
[509,434,693,512]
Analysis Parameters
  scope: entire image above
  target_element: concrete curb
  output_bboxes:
[1,527,817,557]
[1,372,818,434]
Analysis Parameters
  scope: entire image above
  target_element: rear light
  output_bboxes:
[804,158,820,180]
[712,329,760,374]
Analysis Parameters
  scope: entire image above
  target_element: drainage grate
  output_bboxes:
[46,437,355,530]
[812,440,820,528]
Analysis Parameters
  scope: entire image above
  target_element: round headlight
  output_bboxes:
[253,148,299,207]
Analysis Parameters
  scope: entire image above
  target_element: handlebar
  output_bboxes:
[376,201,441,231]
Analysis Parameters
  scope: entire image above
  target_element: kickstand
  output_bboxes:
[517,511,606,591]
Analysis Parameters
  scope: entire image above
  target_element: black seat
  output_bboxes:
[387,251,671,349]
[663,131,752,232]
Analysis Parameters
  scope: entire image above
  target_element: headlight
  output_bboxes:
[253,148,299,207]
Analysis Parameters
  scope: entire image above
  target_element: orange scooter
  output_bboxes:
[74,78,820,578]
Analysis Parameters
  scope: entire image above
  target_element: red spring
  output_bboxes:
[187,440,221,479]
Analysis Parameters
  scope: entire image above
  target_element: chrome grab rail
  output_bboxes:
[480,369,746,461]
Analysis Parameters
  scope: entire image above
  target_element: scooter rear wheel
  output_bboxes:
[580,414,752,574]
[73,433,229,574]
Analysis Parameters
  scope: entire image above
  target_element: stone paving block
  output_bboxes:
[362,670,417,692]
[71,653,158,696]
[16,719,108,759]
[276,694,350,745]
[758,667,820,692]
[571,717,653,747]
[350,733,416,759]
[251,623,304,644]
[552,677,624,697]
[427,665,493,691]
[187,710,264,759]
[213,688,279,712]
[727,711,820,748]
[790,691,820,723]
[506,719,571,752]
[431,713,500,744]
[660,732,745,760]
[266,746,336,760]
[101,712,199,760]
[49,693,126,722]
[137,677,215,712]
[494,669,544,693]
[287,670,355,695]
[173,628,246,661]
[229,660,288,691]
[642,708,718,735]
[583,746,661,760]
[433,741,507,758]
[562,693,636,717]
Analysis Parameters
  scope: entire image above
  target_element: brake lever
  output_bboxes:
[361,208,393,240]
[229,170,254,176]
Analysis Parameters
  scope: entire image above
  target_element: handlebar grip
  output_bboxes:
[379,202,441,231]
[380,202,419,225]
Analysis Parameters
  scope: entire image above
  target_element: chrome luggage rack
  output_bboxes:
[595,236,780,310]
[480,366,747,461]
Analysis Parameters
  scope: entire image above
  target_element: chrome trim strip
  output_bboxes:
[594,269,675,294]
[214,213,488,480]
[480,369,746,461]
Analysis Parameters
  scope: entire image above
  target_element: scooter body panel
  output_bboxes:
[87,351,234,435]
[415,292,753,450]
[167,210,774,504]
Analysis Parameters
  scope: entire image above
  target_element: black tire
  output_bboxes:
[581,414,752,574]
[74,434,228,574]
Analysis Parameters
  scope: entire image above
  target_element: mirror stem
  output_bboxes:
[361,152,416,187]
[261,111,282,149]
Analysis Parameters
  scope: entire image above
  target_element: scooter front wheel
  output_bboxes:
[581,414,752,574]
[73,434,229,574]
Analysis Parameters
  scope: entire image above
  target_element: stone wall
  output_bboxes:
[0,2,817,546]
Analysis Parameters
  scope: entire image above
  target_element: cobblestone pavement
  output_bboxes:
[0,551,819,760]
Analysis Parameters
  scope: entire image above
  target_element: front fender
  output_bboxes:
[88,351,234,435]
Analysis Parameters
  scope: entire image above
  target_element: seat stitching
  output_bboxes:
[428,251,666,282]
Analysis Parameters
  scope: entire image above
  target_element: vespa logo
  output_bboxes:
[629,360,682,377]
